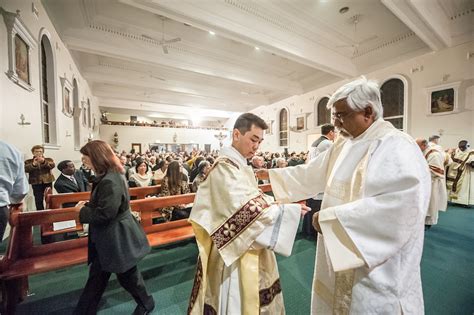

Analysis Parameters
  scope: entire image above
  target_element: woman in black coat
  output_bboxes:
[74,140,155,315]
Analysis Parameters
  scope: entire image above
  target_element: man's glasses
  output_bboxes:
[331,110,358,122]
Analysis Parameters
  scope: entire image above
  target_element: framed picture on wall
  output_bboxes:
[131,143,142,154]
[296,116,305,131]
[265,120,274,135]
[15,35,29,84]
[426,82,460,115]
[60,77,73,117]
[1,8,36,91]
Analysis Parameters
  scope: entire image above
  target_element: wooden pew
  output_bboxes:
[0,193,196,314]
[42,185,162,237]
[44,185,162,209]
[0,184,275,313]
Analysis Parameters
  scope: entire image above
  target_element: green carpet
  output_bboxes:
[14,205,474,314]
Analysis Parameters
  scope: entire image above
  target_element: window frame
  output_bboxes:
[380,75,408,132]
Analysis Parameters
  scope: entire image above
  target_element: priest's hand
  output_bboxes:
[300,204,310,217]
[255,169,269,180]
[312,212,321,234]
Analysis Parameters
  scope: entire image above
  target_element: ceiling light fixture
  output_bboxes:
[339,7,349,14]
[255,46,260,50]
[209,30,216,35]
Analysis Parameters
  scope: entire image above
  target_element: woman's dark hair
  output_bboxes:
[165,161,182,191]
[193,156,205,169]
[156,159,166,170]
[80,140,124,175]
[135,159,149,173]
[197,161,210,175]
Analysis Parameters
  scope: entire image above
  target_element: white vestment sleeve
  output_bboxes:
[319,208,365,272]
[320,137,431,271]
[268,148,331,203]
[253,204,300,256]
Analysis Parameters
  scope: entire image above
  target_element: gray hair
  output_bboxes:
[327,76,383,120]
[275,158,287,167]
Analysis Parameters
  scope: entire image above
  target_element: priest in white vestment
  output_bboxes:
[188,113,304,315]
[416,138,447,228]
[257,77,431,315]
[446,140,474,206]
[429,135,451,167]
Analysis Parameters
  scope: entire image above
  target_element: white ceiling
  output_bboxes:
[42,0,474,121]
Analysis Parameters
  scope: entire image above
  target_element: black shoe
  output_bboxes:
[133,298,155,315]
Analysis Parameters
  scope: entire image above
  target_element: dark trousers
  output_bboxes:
[0,206,8,242]
[32,183,52,210]
[302,199,322,238]
[74,258,154,315]
[171,207,192,221]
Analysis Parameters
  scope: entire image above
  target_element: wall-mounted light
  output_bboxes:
[410,65,424,73]
[18,114,31,125]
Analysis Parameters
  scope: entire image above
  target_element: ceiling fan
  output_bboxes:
[141,16,181,54]
[337,14,377,57]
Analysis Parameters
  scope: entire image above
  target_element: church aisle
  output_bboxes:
[14,206,473,314]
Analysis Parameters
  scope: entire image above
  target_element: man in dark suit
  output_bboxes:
[54,160,89,207]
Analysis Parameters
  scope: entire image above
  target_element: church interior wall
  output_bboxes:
[99,124,226,154]
[0,0,98,168]
[253,41,474,153]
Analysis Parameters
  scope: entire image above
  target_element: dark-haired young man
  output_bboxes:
[188,113,306,314]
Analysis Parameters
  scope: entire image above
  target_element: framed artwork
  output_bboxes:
[14,35,29,83]
[426,82,460,116]
[1,8,36,91]
[265,120,274,135]
[132,143,142,154]
[60,77,73,117]
[296,116,305,131]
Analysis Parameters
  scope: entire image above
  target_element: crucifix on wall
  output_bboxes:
[214,131,228,148]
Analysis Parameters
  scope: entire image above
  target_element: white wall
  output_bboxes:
[99,124,230,153]
[253,41,474,153]
[0,0,98,165]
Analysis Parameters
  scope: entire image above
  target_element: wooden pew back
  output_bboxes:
[45,185,162,209]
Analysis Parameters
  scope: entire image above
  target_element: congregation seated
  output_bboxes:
[191,161,211,192]
[129,159,153,187]
[275,157,288,168]
[160,161,191,221]
[79,160,95,183]
[189,156,205,182]
[152,159,168,185]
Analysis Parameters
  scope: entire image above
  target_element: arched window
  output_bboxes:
[279,108,288,147]
[381,78,405,130]
[39,34,57,144]
[73,79,81,149]
[82,100,88,127]
[315,97,330,126]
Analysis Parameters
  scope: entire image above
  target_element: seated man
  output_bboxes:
[54,160,89,207]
